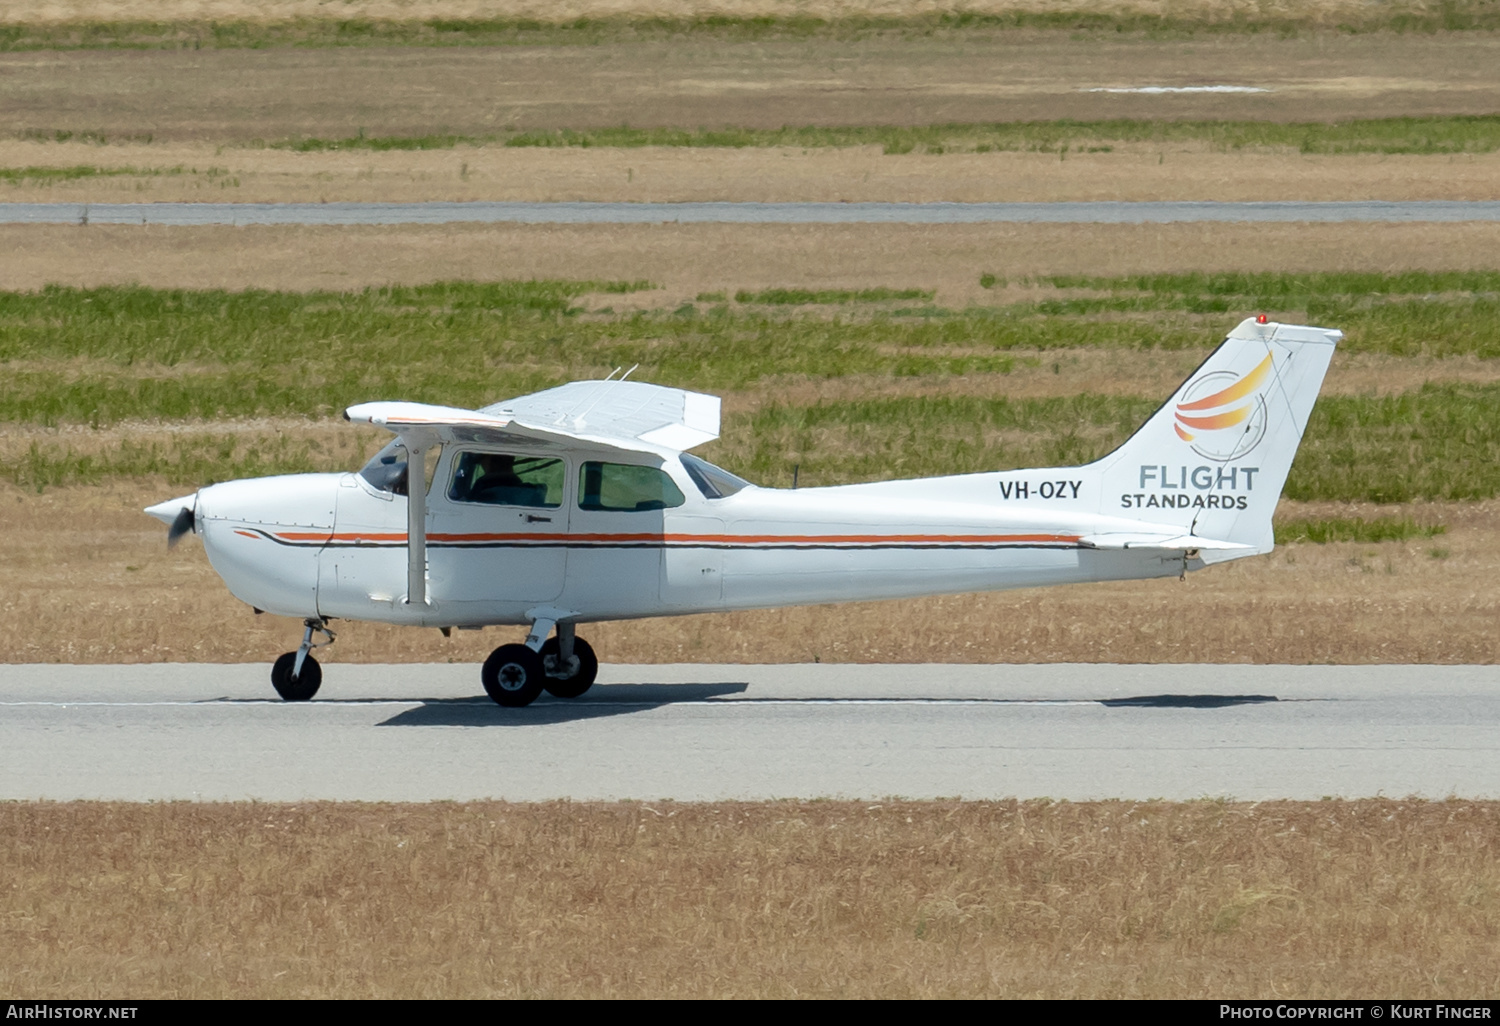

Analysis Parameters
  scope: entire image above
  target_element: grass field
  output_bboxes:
[3,799,1497,998]
[4,276,1500,503]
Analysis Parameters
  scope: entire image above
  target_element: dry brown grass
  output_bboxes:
[7,140,1500,204]
[2,799,1497,998]
[4,29,1498,145]
[1,476,1492,664]
[6,221,1500,300]
[4,1,1470,26]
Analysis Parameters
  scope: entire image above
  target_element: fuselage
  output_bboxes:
[180,442,1195,628]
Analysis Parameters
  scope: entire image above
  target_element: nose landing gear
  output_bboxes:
[271,618,336,701]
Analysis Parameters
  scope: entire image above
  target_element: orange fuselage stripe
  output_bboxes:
[273,530,1081,545]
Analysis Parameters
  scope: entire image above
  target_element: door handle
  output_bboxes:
[527,515,552,523]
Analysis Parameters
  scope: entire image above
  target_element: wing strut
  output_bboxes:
[406,441,427,606]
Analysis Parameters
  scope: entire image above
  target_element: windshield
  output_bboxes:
[359,439,408,495]
[680,453,753,499]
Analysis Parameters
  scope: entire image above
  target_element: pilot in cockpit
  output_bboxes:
[451,452,547,506]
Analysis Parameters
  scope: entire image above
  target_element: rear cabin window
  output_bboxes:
[578,461,685,512]
[449,452,565,508]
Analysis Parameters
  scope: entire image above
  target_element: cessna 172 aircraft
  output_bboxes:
[146,316,1339,706]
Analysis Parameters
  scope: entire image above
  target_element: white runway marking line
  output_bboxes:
[0,697,1310,708]
[1085,85,1271,93]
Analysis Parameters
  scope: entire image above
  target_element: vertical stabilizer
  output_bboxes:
[1092,317,1340,557]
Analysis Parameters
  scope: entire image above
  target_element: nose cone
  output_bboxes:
[196,474,339,532]
[145,492,198,526]
[193,473,342,619]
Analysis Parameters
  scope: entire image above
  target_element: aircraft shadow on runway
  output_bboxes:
[376,681,750,726]
[1101,694,1279,709]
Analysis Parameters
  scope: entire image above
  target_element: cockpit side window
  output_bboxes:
[578,461,686,512]
[359,439,409,496]
[679,453,753,499]
[449,451,565,508]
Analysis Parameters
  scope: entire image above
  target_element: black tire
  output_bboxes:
[482,643,547,707]
[271,651,321,701]
[541,635,599,699]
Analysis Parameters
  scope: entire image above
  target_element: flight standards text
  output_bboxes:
[1119,464,1259,511]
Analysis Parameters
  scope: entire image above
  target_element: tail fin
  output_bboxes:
[1093,317,1340,557]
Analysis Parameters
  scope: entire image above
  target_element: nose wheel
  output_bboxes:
[270,618,335,701]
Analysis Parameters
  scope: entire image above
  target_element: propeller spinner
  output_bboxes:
[144,493,199,548]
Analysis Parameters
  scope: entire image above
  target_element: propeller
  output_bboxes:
[167,506,197,548]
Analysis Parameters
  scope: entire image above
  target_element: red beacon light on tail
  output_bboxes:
[1256,313,1269,324]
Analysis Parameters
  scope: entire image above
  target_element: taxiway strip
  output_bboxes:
[2,663,1497,802]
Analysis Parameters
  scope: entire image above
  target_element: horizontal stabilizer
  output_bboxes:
[1079,533,1254,552]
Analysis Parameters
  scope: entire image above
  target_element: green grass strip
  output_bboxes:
[5,8,1500,52]
[0,164,199,184]
[505,117,1500,156]
[4,277,1500,428]
[1273,516,1447,544]
[252,117,1500,156]
[733,288,935,305]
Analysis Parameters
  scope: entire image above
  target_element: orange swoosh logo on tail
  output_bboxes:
[1174,352,1272,441]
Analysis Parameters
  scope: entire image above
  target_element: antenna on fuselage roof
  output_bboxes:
[569,364,640,430]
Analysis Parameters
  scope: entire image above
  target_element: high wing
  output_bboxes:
[345,380,720,455]
[482,380,720,452]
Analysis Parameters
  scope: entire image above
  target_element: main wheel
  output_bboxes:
[271,651,322,701]
[482,643,547,707]
[541,635,599,699]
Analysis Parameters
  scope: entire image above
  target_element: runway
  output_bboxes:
[4,201,1500,226]
[3,663,1497,802]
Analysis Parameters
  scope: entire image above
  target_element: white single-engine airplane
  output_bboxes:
[146,316,1339,706]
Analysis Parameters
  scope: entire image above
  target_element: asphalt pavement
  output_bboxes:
[3,663,1496,802]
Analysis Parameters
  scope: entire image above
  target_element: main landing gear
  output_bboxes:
[265,617,595,707]
[270,618,335,701]
[482,622,598,707]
